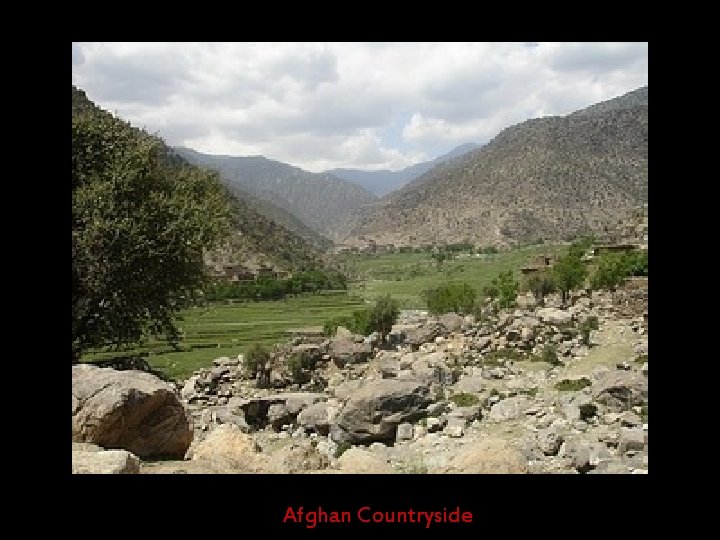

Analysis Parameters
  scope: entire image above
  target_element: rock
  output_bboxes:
[619,411,642,427]
[264,440,330,473]
[181,375,200,400]
[438,313,463,334]
[72,448,140,474]
[297,402,339,436]
[396,422,414,442]
[212,356,239,367]
[560,438,612,473]
[473,336,492,352]
[336,448,394,474]
[189,424,263,472]
[405,323,444,348]
[443,417,465,438]
[331,380,432,444]
[537,428,564,456]
[426,417,445,433]
[618,428,646,454]
[439,437,528,474]
[454,375,485,394]
[487,395,532,422]
[592,371,648,411]
[329,334,372,366]
[72,364,193,458]
[536,308,573,326]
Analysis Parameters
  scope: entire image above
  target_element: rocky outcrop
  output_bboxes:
[188,424,264,472]
[336,448,394,474]
[331,380,432,444]
[72,364,193,458]
[328,333,372,367]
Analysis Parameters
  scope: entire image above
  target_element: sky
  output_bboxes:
[72,42,648,173]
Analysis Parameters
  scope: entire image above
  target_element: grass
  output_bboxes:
[554,377,592,392]
[448,392,480,407]
[81,291,366,381]
[338,244,568,309]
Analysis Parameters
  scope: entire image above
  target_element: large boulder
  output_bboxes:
[72,443,140,474]
[336,448,394,474]
[438,313,464,334]
[328,334,372,367]
[438,438,528,474]
[592,371,648,411]
[72,364,193,458]
[264,440,331,473]
[331,380,432,444]
[536,308,573,326]
[189,424,264,472]
[486,395,532,422]
[404,322,445,348]
[297,401,340,436]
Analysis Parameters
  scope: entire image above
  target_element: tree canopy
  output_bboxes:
[72,109,231,361]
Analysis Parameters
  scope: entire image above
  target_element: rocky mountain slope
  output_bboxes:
[174,147,377,241]
[73,282,648,474]
[345,86,648,248]
[329,142,479,196]
[72,86,324,272]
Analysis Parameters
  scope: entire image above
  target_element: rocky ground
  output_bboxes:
[72,285,647,474]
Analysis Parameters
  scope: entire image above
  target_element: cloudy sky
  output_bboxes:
[72,42,648,173]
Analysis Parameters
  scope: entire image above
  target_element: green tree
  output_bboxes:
[492,270,519,309]
[552,251,587,305]
[72,109,231,362]
[591,252,627,291]
[368,294,400,342]
[423,282,477,315]
[431,251,448,270]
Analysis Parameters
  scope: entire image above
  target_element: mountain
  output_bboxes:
[72,86,324,273]
[329,142,480,196]
[173,148,377,241]
[345,85,648,248]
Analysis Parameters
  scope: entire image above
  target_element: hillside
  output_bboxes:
[174,148,377,241]
[329,142,479,196]
[72,86,324,273]
[345,86,648,248]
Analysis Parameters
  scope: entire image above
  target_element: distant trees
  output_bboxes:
[591,250,648,290]
[72,109,231,362]
[491,270,519,309]
[323,295,400,342]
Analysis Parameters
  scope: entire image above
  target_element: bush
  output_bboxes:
[579,403,598,420]
[286,351,316,384]
[526,271,556,303]
[532,344,561,365]
[553,250,587,305]
[423,282,477,315]
[448,392,480,407]
[578,316,599,346]
[334,441,352,458]
[244,344,270,377]
[367,294,400,341]
[554,378,592,391]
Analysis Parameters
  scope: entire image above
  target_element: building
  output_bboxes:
[520,255,554,275]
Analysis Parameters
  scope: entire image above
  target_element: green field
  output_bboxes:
[340,243,568,308]
[83,243,570,381]
[83,291,367,380]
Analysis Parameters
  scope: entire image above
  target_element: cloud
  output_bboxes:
[72,42,648,172]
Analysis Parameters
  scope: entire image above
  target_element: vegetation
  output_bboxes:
[367,295,400,342]
[334,441,352,458]
[422,282,477,315]
[243,343,270,378]
[526,271,556,304]
[579,316,600,346]
[579,403,598,420]
[204,270,347,302]
[591,250,648,291]
[490,270,519,308]
[82,291,365,380]
[530,344,562,365]
[448,392,480,407]
[554,378,592,391]
[287,351,316,384]
[552,243,588,305]
[72,98,231,362]
[323,295,399,341]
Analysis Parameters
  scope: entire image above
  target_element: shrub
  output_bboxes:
[554,378,592,391]
[553,250,587,305]
[367,294,400,341]
[526,271,556,303]
[448,392,480,407]
[243,344,270,377]
[423,281,477,315]
[579,403,598,420]
[334,441,352,458]
[533,344,561,365]
[286,351,315,384]
[634,354,648,364]
[578,316,600,346]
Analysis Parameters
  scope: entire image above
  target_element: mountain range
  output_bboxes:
[328,142,479,196]
[343,85,648,248]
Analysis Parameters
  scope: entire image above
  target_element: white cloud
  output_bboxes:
[72,42,648,172]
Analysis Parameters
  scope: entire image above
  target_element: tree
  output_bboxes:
[72,110,231,362]
[367,295,400,342]
[423,282,477,315]
[431,251,448,270]
[492,270,519,309]
[526,271,556,304]
[552,251,587,305]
